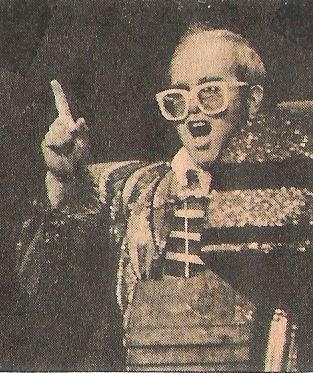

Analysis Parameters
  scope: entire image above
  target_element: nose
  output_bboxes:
[188,93,201,114]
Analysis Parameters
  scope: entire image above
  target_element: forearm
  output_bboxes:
[17,165,102,291]
[45,171,74,209]
[14,182,115,370]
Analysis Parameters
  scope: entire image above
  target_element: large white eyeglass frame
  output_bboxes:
[156,80,249,121]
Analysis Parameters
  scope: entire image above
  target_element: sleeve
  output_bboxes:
[13,166,124,371]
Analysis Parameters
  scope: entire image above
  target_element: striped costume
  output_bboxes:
[16,112,312,371]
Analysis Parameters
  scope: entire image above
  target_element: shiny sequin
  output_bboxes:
[220,114,313,163]
[207,187,310,228]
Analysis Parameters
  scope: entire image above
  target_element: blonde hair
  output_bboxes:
[170,25,266,85]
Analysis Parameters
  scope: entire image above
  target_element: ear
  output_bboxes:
[247,85,264,119]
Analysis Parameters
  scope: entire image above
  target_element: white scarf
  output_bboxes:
[171,147,212,198]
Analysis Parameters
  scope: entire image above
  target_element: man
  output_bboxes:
[16,26,312,371]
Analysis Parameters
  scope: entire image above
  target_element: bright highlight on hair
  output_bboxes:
[171,25,266,86]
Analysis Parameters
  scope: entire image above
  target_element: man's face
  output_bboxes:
[170,34,246,169]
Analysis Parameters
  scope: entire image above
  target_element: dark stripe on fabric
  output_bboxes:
[171,217,205,233]
[202,225,312,245]
[211,158,312,190]
[164,260,205,277]
[175,197,209,210]
[166,237,202,255]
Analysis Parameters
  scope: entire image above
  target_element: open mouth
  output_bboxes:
[188,121,212,138]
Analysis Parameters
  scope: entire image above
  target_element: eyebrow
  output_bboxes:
[198,76,224,84]
[169,82,190,90]
[170,76,224,90]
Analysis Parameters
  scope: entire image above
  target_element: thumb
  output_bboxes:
[70,118,89,137]
[71,117,89,134]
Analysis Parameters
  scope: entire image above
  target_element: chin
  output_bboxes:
[192,148,221,170]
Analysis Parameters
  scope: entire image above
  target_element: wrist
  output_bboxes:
[46,171,75,209]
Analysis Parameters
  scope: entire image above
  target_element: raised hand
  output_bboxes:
[41,80,90,179]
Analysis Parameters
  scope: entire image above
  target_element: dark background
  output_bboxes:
[0,0,313,366]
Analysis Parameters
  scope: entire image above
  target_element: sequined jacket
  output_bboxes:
[15,113,313,370]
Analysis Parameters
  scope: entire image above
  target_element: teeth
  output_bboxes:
[192,121,207,127]
[189,121,211,138]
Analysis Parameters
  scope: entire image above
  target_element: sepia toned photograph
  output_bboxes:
[1,0,313,371]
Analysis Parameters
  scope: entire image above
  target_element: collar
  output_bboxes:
[171,147,212,198]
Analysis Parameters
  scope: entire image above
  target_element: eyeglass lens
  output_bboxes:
[198,85,224,112]
[163,93,186,118]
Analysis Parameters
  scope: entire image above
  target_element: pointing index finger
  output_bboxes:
[51,80,73,120]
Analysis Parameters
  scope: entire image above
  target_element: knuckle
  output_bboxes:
[49,118,61,131]
[43,133,51,146]
[43,131,54,146]
[46,128,72,147]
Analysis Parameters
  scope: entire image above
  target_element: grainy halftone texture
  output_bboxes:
[1,0,313,371]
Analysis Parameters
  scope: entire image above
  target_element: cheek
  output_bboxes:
[227,93,245,123]
[217,103,243,140]
[211,119,237,145]
[176,122,190,142]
